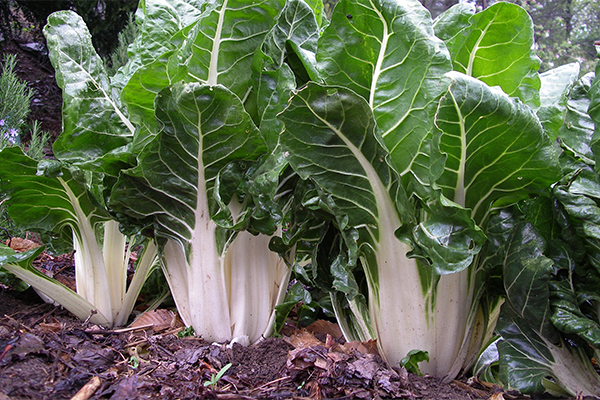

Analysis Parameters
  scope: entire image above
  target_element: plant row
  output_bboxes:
[1,0,600,396]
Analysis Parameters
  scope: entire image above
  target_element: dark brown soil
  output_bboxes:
[0,285,502,400]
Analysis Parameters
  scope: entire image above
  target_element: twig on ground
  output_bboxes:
[69,376,101,400]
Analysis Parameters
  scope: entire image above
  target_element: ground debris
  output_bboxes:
[0,287,499,399]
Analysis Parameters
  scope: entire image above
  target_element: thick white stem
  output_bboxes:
[102,220,128,321]
[374,249,472,378]
[227,230,290,344]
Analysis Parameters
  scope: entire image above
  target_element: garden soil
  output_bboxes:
[0,34,597,400]
[0,284,503,400]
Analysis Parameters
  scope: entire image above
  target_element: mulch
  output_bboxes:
[0,284,504,400]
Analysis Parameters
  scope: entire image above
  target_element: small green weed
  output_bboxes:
[177,326,195,338]
[203,363,232,390]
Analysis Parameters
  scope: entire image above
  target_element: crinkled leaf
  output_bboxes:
[433,2,475,42]
[413,198,486,275]
[316,0,452,180]
[444,2,540,107]
[279,82,409,232]
[113,82,266,247]
[435,72,560,224]
[537,63,580,141]
[553,167,600,241]
[502,223,557,341]
[183,0,284,98]
[558,73,596,165]
[549,280,600,348]
[116,0,210,85]
[497,222,600,396]
[0,147,110,239]
[252,0,319,150]
[122,0,284,150]
[589,63,600,170]
[43,11,134,175]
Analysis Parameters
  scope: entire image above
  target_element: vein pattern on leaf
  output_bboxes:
[436,73,557,223]
[317,0,452,178]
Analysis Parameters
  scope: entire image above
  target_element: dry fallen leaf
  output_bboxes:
[305,320,344,340]
[337,339,380,357]
[5,237,40,252]
[286,328,326,349]
[129,309,182,329]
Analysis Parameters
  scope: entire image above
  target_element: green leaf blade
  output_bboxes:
[435,72,560,223]
[316,0,452,178]
[44,11,134,174]
[445,2,541,106]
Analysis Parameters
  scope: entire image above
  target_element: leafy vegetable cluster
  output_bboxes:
[1,0,600,396]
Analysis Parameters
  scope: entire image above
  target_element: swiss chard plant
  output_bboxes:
[2,0,599,395]
[108,0,325,344]
[474,62,600,397]
[0,11,158,327]
[279,0,561,381]
[0,147,158,327]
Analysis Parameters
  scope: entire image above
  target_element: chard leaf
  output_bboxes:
[435,71,560,224]
[116,0,210,84]
[43,11,134,175]
[549,280,600,348]
[497,222,600,396]
[558,73,597,165]
[0,244,111,326]
[122,51,188,147]
[252,0,319,150]
[279,82,410,233]
[279,82,486,376]
[413,199,486,274]
[301,0,325,29]
[432,2,475,43]
[115,82,266,245]
[0,147,131,325]
[0,147,110,245]
[111,82,270,341]
[444,2,541,107]
[589,65,600,169]
[183,0,284,98]
[316,0,452,179]
[537,63,580,141]
[122,0,284,149]
[553,167,600,241]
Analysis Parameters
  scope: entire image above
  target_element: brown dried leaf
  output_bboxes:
[349,353,380,380]
[129,309,181,329]
[37,322,64,333]
[11,332,44,356]
[6,237,40,252]
[286,328,325,349]
[305,320,344,340]
[337,339,380,357]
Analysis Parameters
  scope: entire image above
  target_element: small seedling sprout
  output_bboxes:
[203,362,232,389]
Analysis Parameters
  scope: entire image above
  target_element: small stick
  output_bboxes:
[70,376,101,400]
[84,323,154,335]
